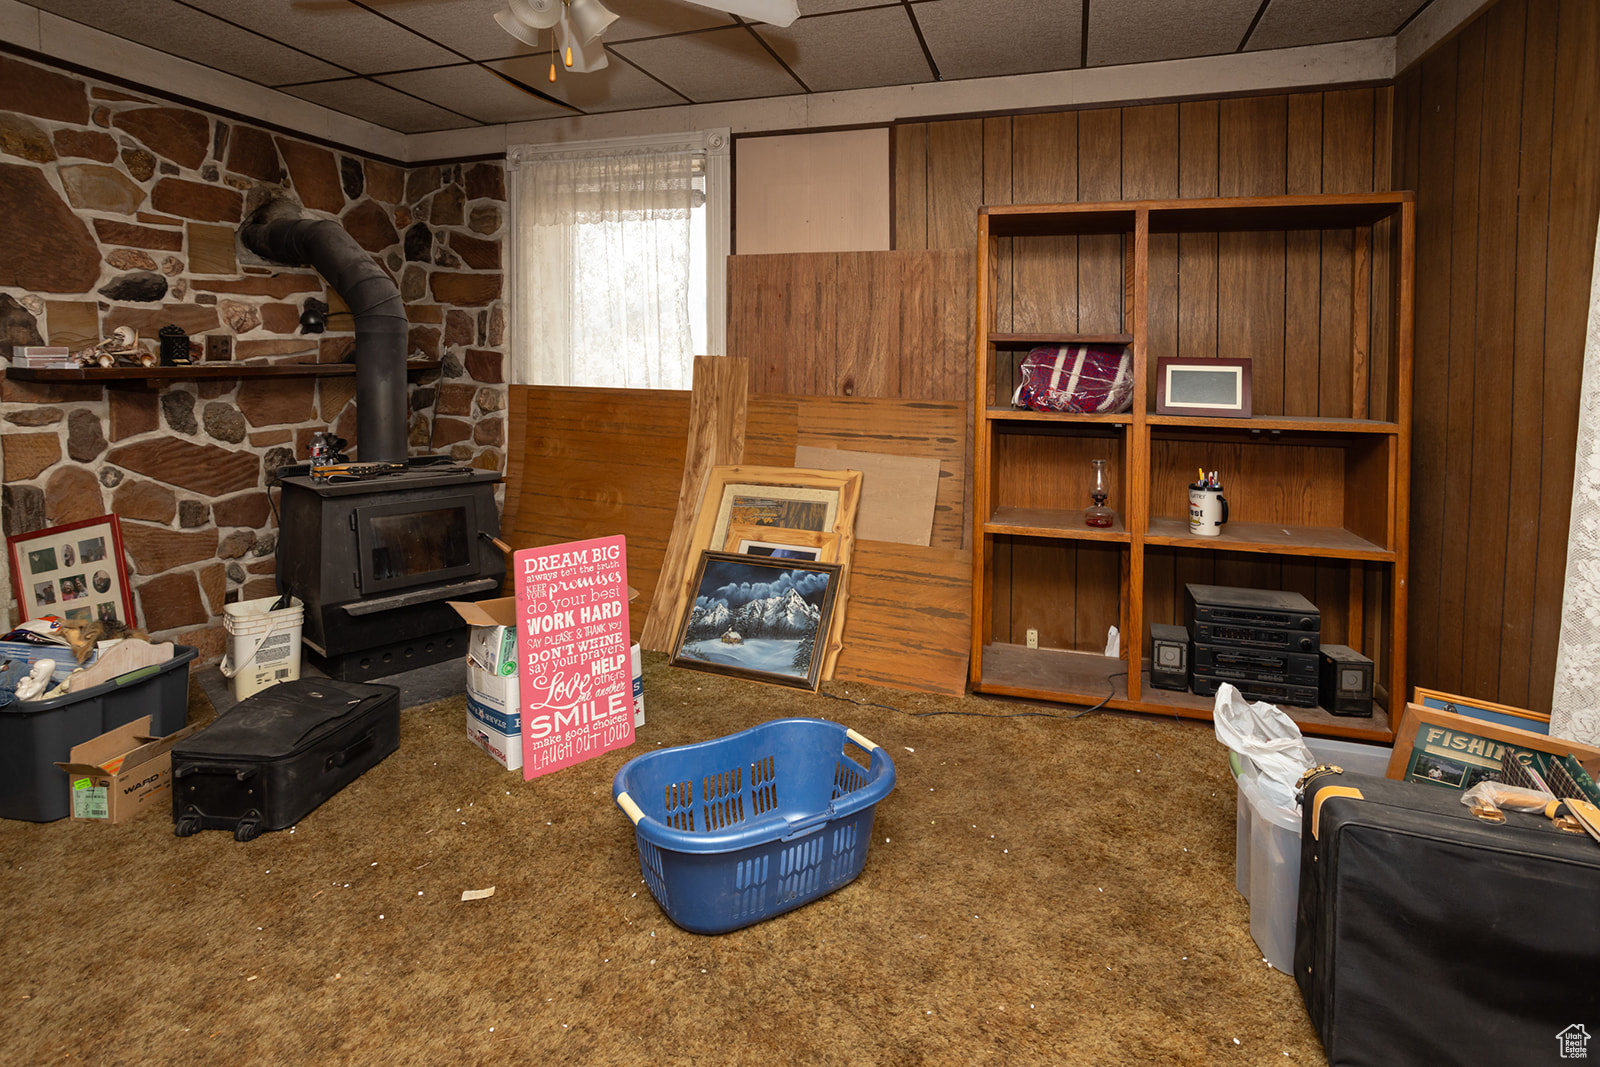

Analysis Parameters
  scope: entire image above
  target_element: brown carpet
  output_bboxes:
[0,653,1326,1066]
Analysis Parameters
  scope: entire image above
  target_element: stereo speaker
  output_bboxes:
[1150,623,1190,691]
[1318,644,1373,717]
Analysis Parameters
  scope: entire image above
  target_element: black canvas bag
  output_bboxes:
[1294,769,1600,1066]
[172,678,399,841]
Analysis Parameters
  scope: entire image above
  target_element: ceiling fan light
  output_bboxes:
[494,8,543,47]
[559,18,609,73]
[568,0,619,45]
[679,0,799,28]
[507,0,562,30]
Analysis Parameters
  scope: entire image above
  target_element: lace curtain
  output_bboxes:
[1551,217,1600,745]
[507,143,698,388]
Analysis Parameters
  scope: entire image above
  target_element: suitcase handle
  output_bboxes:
[173,763,258,782]
[326,727,376,770]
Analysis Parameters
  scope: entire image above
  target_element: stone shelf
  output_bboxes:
[4,360,443,388]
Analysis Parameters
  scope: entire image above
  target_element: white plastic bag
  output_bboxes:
[1213,682,1316,815]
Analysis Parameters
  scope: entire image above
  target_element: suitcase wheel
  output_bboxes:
[174,812,202,837]
[233,815,263,843]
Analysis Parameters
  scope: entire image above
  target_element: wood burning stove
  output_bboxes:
[275,457,505,681]
[241,199,507,680]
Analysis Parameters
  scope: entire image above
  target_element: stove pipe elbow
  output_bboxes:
[239,202,409,464]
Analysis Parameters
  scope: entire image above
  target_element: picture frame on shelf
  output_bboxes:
[7,514,134,627]
[1155,357,1253,418]
[670,551,843,691]
[1412,686,1550,734]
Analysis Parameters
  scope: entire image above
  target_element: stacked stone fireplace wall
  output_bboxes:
[0,53,508,662]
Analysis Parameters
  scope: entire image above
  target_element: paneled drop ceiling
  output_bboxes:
[14,0,1437,135]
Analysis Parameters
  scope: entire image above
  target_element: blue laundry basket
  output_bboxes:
[613,718,896,934]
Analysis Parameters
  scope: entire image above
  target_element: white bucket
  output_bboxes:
[219,594,304,701]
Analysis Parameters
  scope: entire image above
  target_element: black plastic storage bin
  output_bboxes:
[0,645,197,822]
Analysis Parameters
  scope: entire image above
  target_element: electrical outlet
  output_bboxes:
[1025,628,1038,649]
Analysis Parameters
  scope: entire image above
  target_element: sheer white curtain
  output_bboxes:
[1551,216,1600,745]
[508,136,716,388]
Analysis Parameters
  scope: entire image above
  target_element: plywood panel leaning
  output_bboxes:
[500,384,693,644]
[638,356,749,651]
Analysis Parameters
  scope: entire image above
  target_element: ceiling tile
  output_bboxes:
[376,63,574,124]
[604,0,739,42]
[798,0,901,13]
[914,0,1084,82]
[366,0,531,63]
[1246,0,1425,52]
[609,26,804,102]
[24,0,350,85]
[754,7,932,93]
[193,0,466,74]
[1087,0,1262,67]
[492,53,693,114]
[282,77,479,133]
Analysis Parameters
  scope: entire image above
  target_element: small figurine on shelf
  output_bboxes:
[158,324,193,366]
[1086,458,1114,528]
[72,326,154,368]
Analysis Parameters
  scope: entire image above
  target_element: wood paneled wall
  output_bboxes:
[1394,0,1600,711]
[892,90,1393,252]
[726,250,973,402]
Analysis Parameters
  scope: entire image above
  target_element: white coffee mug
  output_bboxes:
[1189,485,1228,536]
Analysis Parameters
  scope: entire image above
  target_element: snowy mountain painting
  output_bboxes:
[673,552,842,689]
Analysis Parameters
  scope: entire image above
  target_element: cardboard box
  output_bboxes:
[632,642,644,724]
[467,688,522,771]
[449,598,645,773]
[452,597,519,677]
[53,715,198,824]
[453,598,524,770]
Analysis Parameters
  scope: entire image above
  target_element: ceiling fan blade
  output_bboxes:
[560,18,610,73]
[507,0,563,31]
[568,0,620,44]
[679,0,799,28]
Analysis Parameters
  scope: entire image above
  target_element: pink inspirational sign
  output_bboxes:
[515,535,635,780]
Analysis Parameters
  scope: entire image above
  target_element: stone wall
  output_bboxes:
[0,53,508,661]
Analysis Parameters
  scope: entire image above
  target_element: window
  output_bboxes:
[506,130,730,388]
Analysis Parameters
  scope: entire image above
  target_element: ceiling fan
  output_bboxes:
[496,0,800,78]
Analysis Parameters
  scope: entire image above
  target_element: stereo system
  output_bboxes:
[1185,584,1320,652]
[1190,674,1321,707]
[1191,644,1320,684]
[1151,587,1366,712]
[1158,585,1326,707]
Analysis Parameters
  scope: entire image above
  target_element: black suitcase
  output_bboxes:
[1294,769,1600,1066]
[172,678,400,841]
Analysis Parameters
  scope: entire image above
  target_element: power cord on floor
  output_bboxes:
[820,672,1129,721]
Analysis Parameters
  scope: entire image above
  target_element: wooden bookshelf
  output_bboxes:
[969,193,1414,743]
